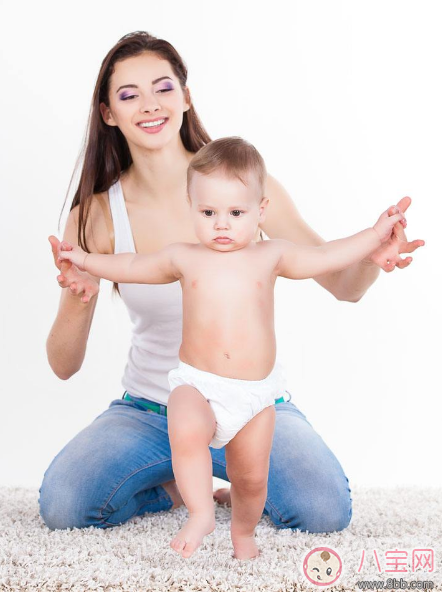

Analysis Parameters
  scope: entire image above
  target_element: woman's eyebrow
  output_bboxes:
[116,77,173,94]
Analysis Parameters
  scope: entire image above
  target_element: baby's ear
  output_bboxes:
[258,197,269,224]
[260,196,270,211]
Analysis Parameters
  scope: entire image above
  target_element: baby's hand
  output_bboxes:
[58,241,89,271]
[373,205,407,243]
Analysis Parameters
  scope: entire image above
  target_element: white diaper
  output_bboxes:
[167,360,287,449]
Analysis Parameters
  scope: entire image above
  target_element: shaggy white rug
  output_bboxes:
[0,485,441,591]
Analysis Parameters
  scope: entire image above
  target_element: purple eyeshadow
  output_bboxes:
[157,82,174,91]
[119,90,135,100]
[118,81,174,101]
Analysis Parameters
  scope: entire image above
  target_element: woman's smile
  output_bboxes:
[136,117,169,134]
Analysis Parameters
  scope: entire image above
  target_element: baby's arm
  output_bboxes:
[58,242,182,284]
[275,206,406,280]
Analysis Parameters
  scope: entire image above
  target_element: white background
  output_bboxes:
[0,0,440,490]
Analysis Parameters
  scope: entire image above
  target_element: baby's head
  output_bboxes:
[187,137,269,251]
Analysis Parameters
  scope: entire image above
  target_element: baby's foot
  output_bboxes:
[170,513,216,558]
[231,534,260,560]
[213,487,231,506]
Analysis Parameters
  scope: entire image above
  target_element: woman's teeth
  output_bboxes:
[138,119,166,128]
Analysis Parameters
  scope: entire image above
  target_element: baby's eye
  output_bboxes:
[202,210,214,217]
[231,210,244,217]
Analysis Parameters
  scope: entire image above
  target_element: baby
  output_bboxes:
[58,137,406,561]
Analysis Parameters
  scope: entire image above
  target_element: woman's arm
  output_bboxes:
[47,281,99,381]
[47,200,109,380]
[260,175,421,302]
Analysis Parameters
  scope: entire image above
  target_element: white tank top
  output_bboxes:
[107,178,290,406]
[108,179,182,405]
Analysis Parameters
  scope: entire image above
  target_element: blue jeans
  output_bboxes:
[38,392,353,532]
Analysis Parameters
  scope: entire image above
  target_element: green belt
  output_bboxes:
[123,392,286,416]
[123,392,168,415]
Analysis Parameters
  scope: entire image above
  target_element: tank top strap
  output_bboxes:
[108,179,136,254]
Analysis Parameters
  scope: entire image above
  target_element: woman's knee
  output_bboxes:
[267,485,353,533]
[39,480,81,530]
[38,462,96,530]
[38,400,175,530]
[38,442,110,531]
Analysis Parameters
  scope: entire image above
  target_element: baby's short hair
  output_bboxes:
[187,137,267,199]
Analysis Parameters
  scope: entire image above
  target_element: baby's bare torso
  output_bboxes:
[175,241,281,380]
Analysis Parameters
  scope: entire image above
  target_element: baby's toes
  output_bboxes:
[170,537,186,553]
[181,540,198,558]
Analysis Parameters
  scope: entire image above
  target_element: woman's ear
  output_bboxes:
[99,102,118,126]
[183,87,192,112]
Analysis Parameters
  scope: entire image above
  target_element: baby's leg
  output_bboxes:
[167,385,217,558]
[225,404,276,560]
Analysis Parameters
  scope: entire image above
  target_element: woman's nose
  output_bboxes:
[139,94,161,113]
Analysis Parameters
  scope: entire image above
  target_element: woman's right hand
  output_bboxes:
[48,235,99,304]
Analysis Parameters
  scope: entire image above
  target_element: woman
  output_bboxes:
[40,31,423,532]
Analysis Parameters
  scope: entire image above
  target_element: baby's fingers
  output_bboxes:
[387,205,407,226]
[387,212,406,227]
[58,252,73,263]
[60,240,73,251]
[388,205,401,216]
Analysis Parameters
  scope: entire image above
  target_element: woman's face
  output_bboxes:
[100,52,191,151]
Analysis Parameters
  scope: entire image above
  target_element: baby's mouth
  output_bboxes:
[214,237,233,243]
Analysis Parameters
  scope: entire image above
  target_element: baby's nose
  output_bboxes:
[215,218,230,229]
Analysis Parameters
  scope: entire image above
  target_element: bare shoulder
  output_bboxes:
[256,238,287,274]
[65,192,114,254]
[166,241,196,257]
[258,237,287,255]
[164,241,197,279]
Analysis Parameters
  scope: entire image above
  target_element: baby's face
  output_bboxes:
[188,170,268,252]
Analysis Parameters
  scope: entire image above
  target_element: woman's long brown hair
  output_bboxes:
[59,31,212,296]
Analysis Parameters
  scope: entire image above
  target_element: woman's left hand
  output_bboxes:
[363,197,425,272]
